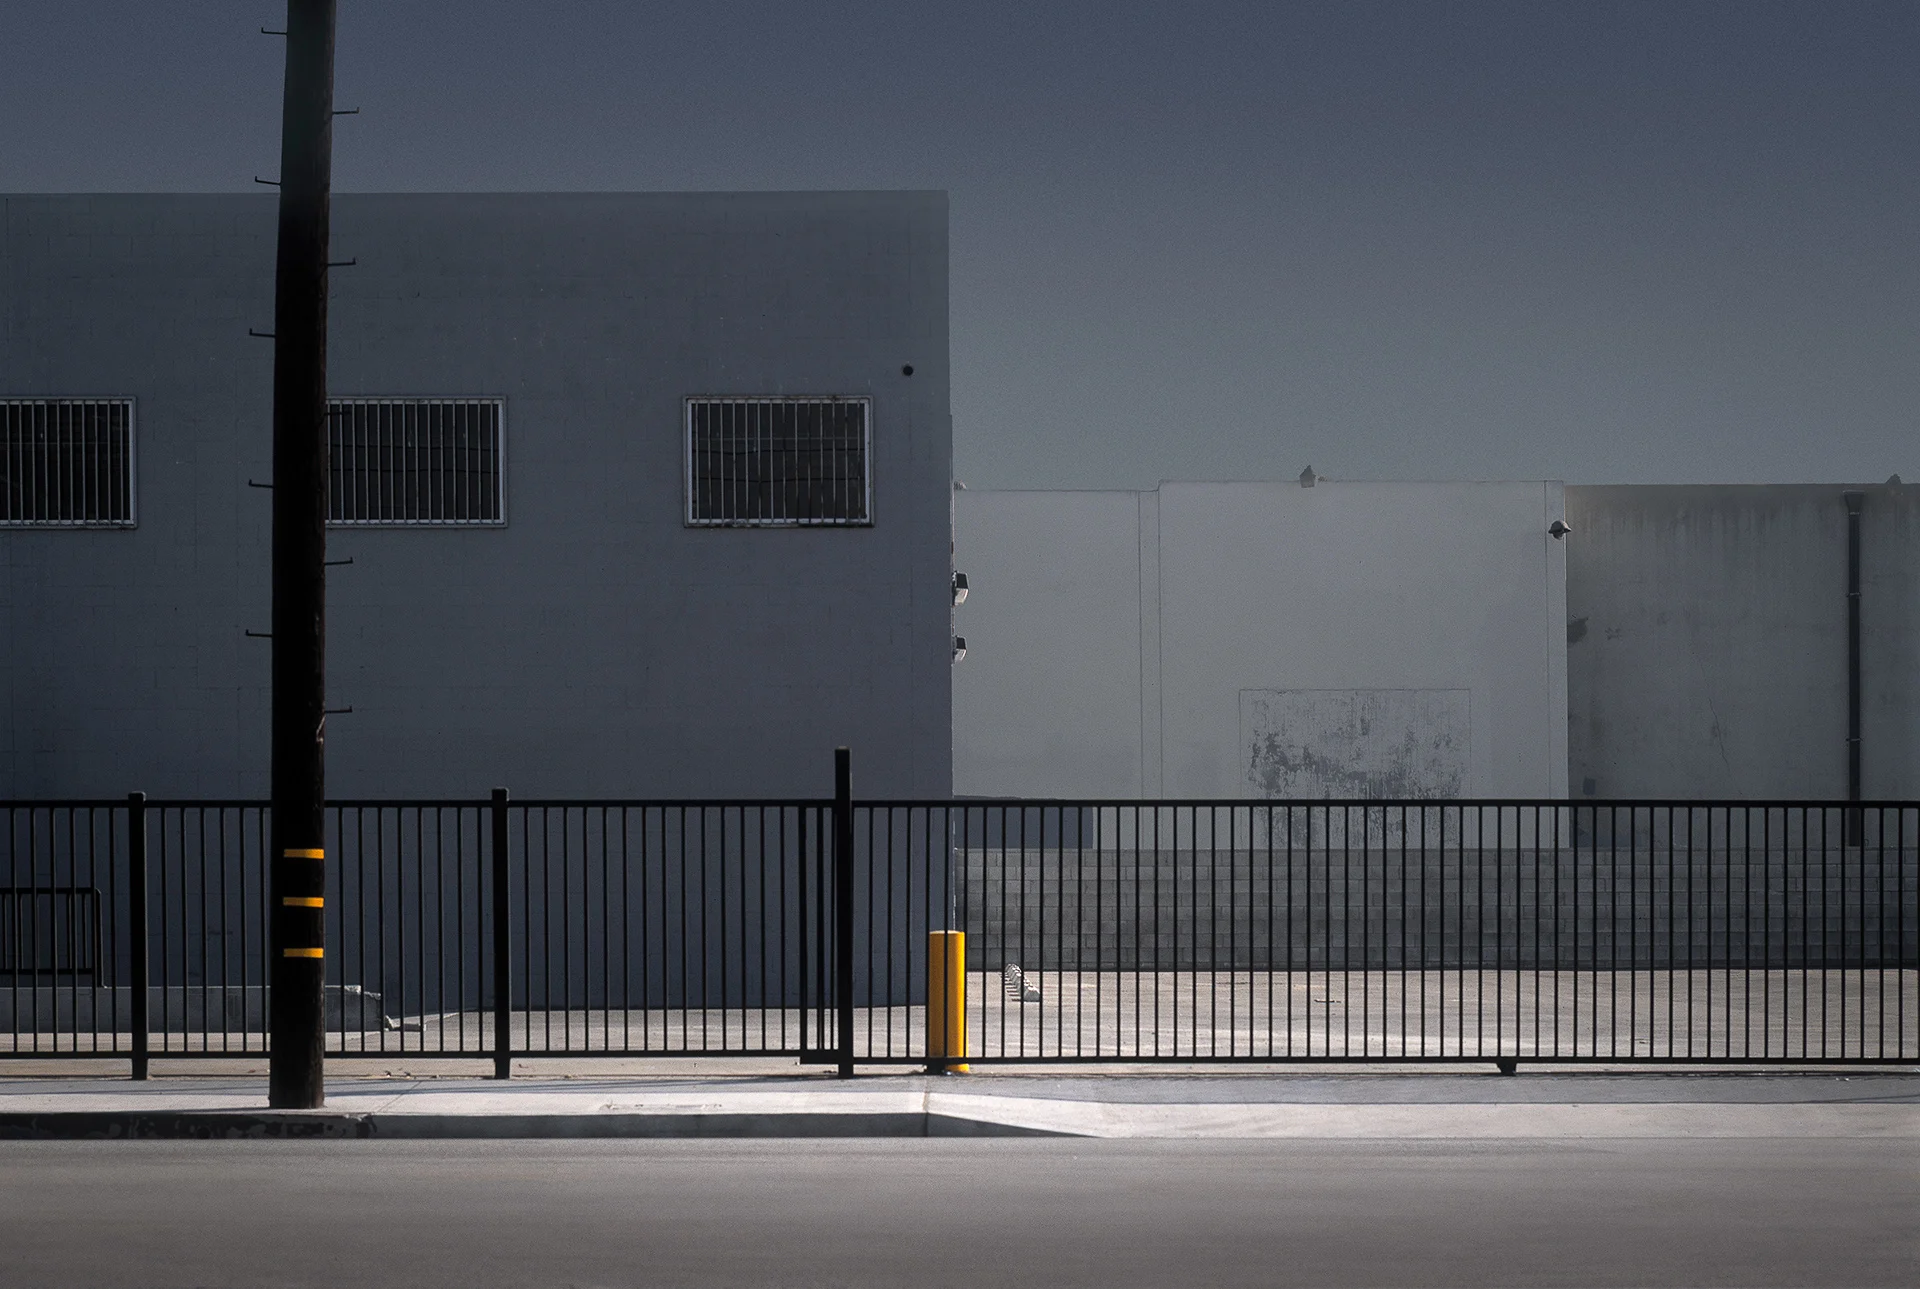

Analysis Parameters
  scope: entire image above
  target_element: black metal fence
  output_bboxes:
[927,801,1918,1065]
[3,793,1915,1073]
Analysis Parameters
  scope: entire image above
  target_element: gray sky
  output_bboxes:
[4,1,1915,488]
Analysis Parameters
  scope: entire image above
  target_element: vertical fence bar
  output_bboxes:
[490,787,511,1079]
[862,805,873,1060]
[127,793,149,1080]
[799,806,811,1056]
[834,748,854,1078]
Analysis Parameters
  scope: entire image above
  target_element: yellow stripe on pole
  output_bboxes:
[281,896,324,908]
[282,947,324,959]
[283,848,325,859]
[927,930,968,1073]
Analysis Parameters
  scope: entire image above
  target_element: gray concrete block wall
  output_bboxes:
[1,192,951,800]
[958,848,1920,971]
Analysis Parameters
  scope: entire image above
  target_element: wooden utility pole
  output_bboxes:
[268,0,337,1110]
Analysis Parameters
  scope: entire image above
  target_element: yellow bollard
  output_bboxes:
[926,930,968,1073]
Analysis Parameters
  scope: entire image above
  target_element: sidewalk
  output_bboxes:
[1,1065,1915,1139]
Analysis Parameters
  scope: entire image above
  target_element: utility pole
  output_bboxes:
[268,0,337,1110]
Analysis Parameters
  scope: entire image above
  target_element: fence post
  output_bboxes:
[1845,490,1864,846]
[834,748,854,1078]
[491,787,511,1080]
[127,792,149,1082]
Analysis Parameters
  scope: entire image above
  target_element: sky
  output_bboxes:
[3,0,1916,489]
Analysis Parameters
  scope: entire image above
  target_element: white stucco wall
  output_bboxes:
[953,480,1568,800]
[949,490,1147,796]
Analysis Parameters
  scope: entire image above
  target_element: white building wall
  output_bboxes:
[954,480,1568,800]
[950,490,1145,796]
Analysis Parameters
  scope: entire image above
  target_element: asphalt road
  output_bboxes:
[0,1138,1914,1288]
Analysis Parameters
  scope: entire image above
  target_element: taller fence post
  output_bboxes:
[1844,490,1865,846]
[491,787,511,1080]
[127,792,149,1082]
[834,748,854,1078]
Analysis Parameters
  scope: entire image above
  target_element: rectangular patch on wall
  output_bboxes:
[1241,688,1470,799]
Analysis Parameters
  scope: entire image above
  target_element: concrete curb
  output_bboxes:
[922,1095,1920,1139]
[7,1100,1915,1140]
[5,1074,1913,1140]
[0,1110,1070,1140]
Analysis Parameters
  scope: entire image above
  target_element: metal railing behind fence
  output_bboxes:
[2,794,1915,1073]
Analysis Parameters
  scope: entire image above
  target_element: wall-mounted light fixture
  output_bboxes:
[952,571,969,605]
[1548,520,1572,539]
[952,636,967,663]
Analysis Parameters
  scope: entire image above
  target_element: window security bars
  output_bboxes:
[328,398,505,526]
[685,397,871,526]
[0,399,136,527]
[0,887,102,978]
[2,797,1913,1071]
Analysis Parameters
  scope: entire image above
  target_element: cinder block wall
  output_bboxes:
[959,846,1920,972]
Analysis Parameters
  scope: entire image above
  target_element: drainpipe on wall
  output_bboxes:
[1845,490,1864,844]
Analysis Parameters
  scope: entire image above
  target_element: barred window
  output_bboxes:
[685,396,871,526]
[328,398,504,526]
[0,887,101,978]
[0,399,136,527]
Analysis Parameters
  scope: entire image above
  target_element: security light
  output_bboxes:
[1549,519,1572,539]
[952,636,967,662]
[952,572,969,605]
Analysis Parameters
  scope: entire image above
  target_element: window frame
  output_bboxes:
[683,394,874,529]
[325,395,508,529]
[0,397,138,529]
